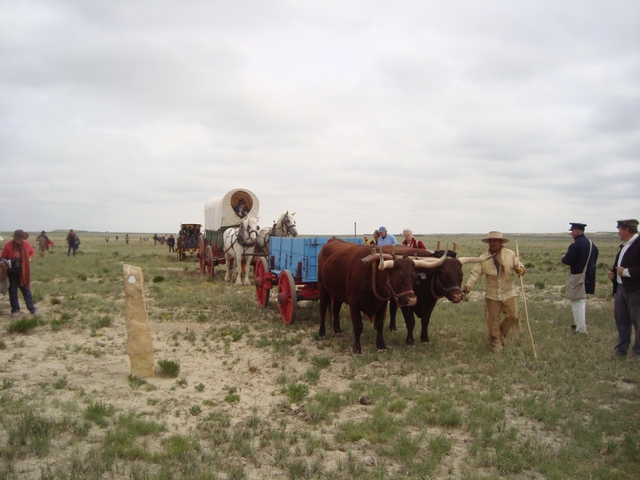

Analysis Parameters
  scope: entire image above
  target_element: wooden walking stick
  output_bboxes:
[516,241,538,361]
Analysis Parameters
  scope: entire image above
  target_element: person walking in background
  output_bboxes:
[1,230,37,317]
[463,231,525,353]
[608,219,640,361]
[376,226,398,246]
[36,230,49,257]
[561,222,599,335]
[125,233,130,245]
[402,228,426,249]
[66,229,79,256]
[167,235,175,253]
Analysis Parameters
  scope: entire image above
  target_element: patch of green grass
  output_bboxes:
[84,401,116,427]
[92,315,112,329]
[311,355,331,369]
[2,378,15,390]
[128,375,147,390]
[158,359,180,377]
[3,412,57,458]
[224,386,240,404]
[284,383,310,403]
[6,317,41,333]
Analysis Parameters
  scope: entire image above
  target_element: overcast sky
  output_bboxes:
[1,0,638,236]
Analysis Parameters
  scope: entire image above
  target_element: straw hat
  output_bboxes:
[481,231,509,244]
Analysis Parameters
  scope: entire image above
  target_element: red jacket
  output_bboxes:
[1,240,34,288]
[402,238,426,249]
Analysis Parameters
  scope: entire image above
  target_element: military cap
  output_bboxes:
[617,219,639,229]
[569,223,587,231]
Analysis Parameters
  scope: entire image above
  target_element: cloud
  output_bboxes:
[1,0,639,235]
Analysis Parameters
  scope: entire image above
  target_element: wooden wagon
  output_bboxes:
[176,223,202,261]
[254,236,363,324]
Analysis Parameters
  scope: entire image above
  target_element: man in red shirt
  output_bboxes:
[402,229,426,249]
[1,230,36,317]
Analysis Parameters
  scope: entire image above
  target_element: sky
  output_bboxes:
[1,0,639,236]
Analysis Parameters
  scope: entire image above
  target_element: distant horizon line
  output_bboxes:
[0,229,619,237]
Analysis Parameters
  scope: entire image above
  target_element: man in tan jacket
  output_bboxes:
[463,231,525,352]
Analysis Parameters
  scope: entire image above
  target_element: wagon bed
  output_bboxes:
[254,236,363,324]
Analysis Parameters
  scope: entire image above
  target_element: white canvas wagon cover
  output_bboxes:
[204,188,260,231]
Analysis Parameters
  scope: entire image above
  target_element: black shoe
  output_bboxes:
[570,324,577,330]
[614,351,626,358]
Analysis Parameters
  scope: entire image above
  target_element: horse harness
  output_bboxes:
[224,222,258,256]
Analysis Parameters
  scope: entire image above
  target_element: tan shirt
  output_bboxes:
[465,247,522,301]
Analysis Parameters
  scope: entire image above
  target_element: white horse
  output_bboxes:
[223,216,260,285]
[256,211,297,254]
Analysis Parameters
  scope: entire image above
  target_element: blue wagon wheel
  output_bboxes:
[254,257,270,308]
[278,269,297,324]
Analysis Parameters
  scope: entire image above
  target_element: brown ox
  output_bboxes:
[384,245,492,345]
[318,238,447,354]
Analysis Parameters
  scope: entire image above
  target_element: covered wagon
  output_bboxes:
[199,188,260,277]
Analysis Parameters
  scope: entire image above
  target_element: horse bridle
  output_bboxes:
[236,221,259,248]
[280,215,296,236]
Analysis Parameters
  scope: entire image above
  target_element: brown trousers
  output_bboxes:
[485,297,520,351]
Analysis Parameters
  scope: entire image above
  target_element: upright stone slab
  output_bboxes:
[124,264,155,378]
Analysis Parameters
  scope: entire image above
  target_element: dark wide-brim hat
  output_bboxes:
[569,223,587,231]
[617,219,639,229]
[481,231,509,244]
[12,229,29,240]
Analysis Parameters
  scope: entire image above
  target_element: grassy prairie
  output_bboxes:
[0,230,638,479]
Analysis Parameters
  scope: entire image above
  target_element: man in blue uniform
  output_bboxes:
[561,222,599,335]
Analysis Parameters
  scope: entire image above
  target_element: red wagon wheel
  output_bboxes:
[277,269,297,324]
[198,236,206,272]
[205,245,214,277]
[254,257,270,308]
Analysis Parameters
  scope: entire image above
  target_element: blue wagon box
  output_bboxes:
[270,237,364,283]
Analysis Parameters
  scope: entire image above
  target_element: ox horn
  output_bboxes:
[436,240,441,251]
[379,259,395,270]
[452,243,457,253]
[413,243,449,269]
[361,252,394,263]
[458,252,495,265]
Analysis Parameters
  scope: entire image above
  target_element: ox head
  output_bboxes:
[363,248,452,307]
[422,252,493,304]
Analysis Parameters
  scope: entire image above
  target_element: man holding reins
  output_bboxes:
[463,231,525,353]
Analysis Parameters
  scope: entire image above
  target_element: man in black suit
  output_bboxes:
[562,222,598,334]
[608,219,640,360]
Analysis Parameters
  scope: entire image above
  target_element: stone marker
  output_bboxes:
[124,264,155,377]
